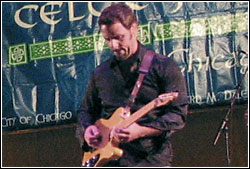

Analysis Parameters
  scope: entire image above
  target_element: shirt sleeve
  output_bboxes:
[75,73,102,149]
[78,73,102,127]
[137,56,188,134]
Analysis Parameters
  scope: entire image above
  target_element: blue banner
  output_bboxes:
[2,2,248,132]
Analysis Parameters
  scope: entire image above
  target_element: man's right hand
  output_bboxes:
[84,125,101,147]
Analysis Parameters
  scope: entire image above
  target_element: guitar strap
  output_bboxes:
[124,50,155,115]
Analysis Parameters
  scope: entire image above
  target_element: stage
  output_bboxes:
[2,104,248,167]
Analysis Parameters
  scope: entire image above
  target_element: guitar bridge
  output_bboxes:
[82,154,100,167]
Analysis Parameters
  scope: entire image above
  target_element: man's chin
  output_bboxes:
[113,52,126,59]
[115,55,130,61]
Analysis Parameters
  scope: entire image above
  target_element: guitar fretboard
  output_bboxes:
[119,99,156,128]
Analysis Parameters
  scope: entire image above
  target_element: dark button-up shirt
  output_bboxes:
[77,43,188,165]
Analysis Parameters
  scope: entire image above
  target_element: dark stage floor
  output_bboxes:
[2,104,248,167]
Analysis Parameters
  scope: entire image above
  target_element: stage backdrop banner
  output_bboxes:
[2,2,248,132]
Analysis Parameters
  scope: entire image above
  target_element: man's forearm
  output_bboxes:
[126,123,162,142]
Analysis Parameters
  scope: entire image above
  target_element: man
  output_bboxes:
[76,3,188,167]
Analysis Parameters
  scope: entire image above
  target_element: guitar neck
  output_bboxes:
[119,99,156,128]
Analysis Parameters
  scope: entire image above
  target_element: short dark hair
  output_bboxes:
[98,3,138,29]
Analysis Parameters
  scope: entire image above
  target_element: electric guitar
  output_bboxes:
[82,92,178,167]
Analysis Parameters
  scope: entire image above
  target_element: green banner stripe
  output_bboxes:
[8,44,28,66]
[8,12,248,66]
[154,12,248,41]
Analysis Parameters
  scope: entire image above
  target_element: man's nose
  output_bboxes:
[110,39,120,50]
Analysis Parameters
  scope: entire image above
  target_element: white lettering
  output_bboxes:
[2,117,16,127]
[206,92,217,103]
[88,2,102,17]
[36,113,45,123]
[205,56,210,71]
[240,66,248,74]
[241,89,248,98]
[224,90,233,100]
[40,2,63,25]
[167,48,248,74]
[14,2,150,29]
[60,111,73,120]
[68,2,85,21]
[212,54,224,70]
[240,54,248,67]
[19,116,32,124]
[187,52,194,72]
[35,111,72,124]
[14,5,38,28]
[187,52,204,72]
[225,57,237,68]
[170,2,183,13]
[224,90,247,101]
[188,95,202,104]
[167,48,188,73]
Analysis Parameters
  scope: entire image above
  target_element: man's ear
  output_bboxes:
[130,23,139,37]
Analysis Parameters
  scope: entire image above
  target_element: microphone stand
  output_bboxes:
[213,51,248,167]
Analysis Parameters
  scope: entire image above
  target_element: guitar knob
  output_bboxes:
[83,158,96,167]
[82,160,89,167]
[91,154,100,164]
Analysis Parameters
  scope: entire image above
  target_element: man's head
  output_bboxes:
[98,3,139,61]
